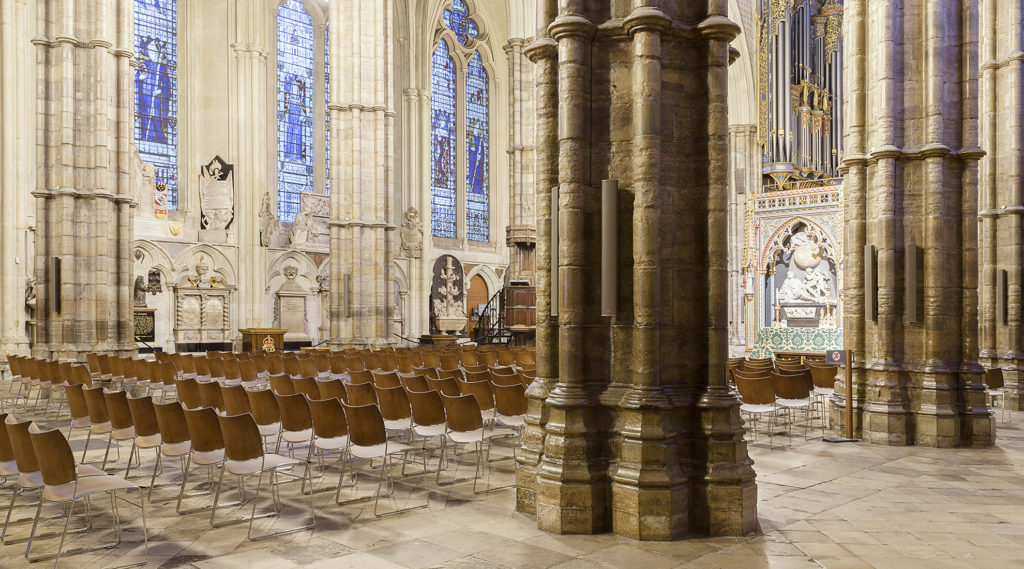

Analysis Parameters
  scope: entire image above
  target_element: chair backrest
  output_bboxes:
[371,370,401,388]
[87,353,102,374]
[176,377,203,409]
[807,365,837,389]
[269,374,296,395]
[283,357,303,377]
[731,368,771,382]
[250,353,269,374]
[154,401,190,445]
[374,385,412,421]
[362,352,383,371]
[489,365,516,376]
[770,371,812,400]
[734,376,776,406]
[64,383,90,421]
[428,377,462,397]
[415,366,440,380]
[406,388,446,428]
[127,394,160,437]
[266,355,285,375]
[492,382,527,416]
[299,358,320,379]
[317,378,346,401]
[105,390,135,430]
[400,374,430,393]
[396,354,415,374]
[437,368,464,381]
[222,358,242,381]
[514,348,536,365]
[458,378,495,411]
[348,369,373,385]
[379,352,398,372]
[477,351,498,367]
[341,402,386,447]
[985,368,1005,390]
[247,388,281,426]
[83,386,111,424]
[464,369,490,383]
[420,352,441,368]
[275,392,313,432]
[183,407,225,453]
[5,416,39,474]
[292,377,321,400]
[345,381,377,406]
[218,414,264,462]
[0,413,13,463]
[440,393,483,433]
[439,353,460,370]
[488,370,521,387]
[344,355,366,372]
[329,354,347,374]
[198,380,226,412]
[207,357,226,380]
[220,384,252,415]
[193,356,211,377]
[308,397,348,439]
[28,426,77,486]
[496,350,515,367]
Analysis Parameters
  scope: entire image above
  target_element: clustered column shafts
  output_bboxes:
[329,0,395,348]
[838,0,993,447]
[505,37,537,284]
[517,0,757,539]
[515,0,557,516]
[31,0,137,360]
[979,0,1024,410]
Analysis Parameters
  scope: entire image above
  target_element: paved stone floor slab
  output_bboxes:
[2,404,1023,568]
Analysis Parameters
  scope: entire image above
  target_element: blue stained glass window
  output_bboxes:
[442,0,479,46]
[276,0,315,222]
[465,52,489,242]
[430,39,457,239]
[134,0,178,209]
[324,24,331,195]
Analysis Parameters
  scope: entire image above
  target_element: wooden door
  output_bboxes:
[466,275,489,339]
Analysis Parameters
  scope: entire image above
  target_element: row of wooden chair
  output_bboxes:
[731,363,833,447]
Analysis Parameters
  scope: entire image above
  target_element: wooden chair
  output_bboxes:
[175,377,204,411]
[150,401,193,503]
[437,393,508,493]
[80,386,117,466]
[266,355,285,376]
[348,369,373,385]
[428,377,461,397]
[339,402,427,515]
[345,382,377,407]
[420,352,441,369]
[374,385,413,432]
[269,374,296,395]
[292,377,321,400]
[306,397,350,494]
[734,376,779,446]
[179,407,229,515]
[985,368,1009,422]
[220,384,252,416]
[274,393,313,457]
[440,353,461,370]
[770,370,818,441]
[405,389,447,458]
[125,394,163,481]
[457,378,497,423]
[400,374,430,393]
[26,425,148,564]
[103,390,140,471]
[372,370,402,389]
[438,368,465,381]
[414,366,440,380]
[492,383,527,430]
[329,355,348,379]
[247,389,283,450]
[213,413,316,540]
[316,378,346,401]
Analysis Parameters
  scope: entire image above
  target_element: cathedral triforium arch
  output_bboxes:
[762,217,838,274]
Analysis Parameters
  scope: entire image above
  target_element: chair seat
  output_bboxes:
[813,387,834,396]
[111,426,136,441]
[161,441,191,457]
[70,417,92,428]
[282,428,312,443]
[496,414,525,428]
[0,460,17,476]
[314,435,349,451]
[90,421,113,435]
[447,429,484,444]
[42,474,138,502]
[191,449,225,466]
[225,454,302,476]
[413,424,446,438]
[136,433,162,448]
[350,441,413,460]
[258,422,282,437]
[777,397,812,408]
[384,418,412,431]
[741,403,776,414]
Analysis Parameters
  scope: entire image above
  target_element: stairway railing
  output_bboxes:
[474,287,509,344]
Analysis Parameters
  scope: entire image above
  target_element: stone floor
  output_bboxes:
[2,405,1024,569]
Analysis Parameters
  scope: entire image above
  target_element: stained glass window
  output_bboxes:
[324,24,331,195]
[465,52,489,242]
[134,0,178,209]
[276,0,315,222]
[442,0,479,46]
[430,39,458,239]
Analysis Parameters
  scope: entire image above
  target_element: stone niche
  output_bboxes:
[275,264,310,343]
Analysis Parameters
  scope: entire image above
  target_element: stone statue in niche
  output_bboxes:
[24,277,36,315]
[199,156,234,230]
[400,207,424,258]
[134,276,149,307]
[147,268,163,294]
[291,207,313,245]
[432,255,465,334]
[290,193,329,247]
[259,192,276,247]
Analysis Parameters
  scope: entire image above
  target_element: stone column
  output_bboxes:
[329,0,395,348]
[515,0,557,515]
[32,0,137,360]
[518,0,757,539]
[840,0,993,447]
[230,2,270,331]
[505,37,537,283]
[0,0,34,358]
[728,124,757,355]
[979,0,1024,409]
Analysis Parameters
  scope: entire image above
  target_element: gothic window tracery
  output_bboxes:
[276,0,329,223]
[430,0,490,242]
[134,0,179,209]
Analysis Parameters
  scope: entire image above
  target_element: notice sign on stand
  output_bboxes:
[823,349,858,443]
[826,349,847,366]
